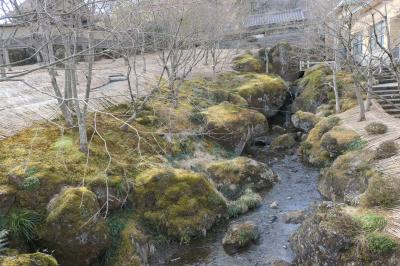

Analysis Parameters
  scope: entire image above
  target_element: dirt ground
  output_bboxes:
[0,50,236,138]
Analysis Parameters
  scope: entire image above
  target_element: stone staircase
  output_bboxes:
[372,68,400,118]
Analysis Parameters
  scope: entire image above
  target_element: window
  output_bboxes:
[371,21,385,48]
[353,32,363,55]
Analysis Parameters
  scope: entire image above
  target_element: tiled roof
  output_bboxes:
[246,9,306,28]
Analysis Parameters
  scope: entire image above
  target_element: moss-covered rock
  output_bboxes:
[222,221,260,254]
[365,122,388,135]
[293,65,357,113]
[0,252,58,266]
[237,74,288,117]
[41,187,110,266]
[374,140,399,160]
[268,43,301,81]
[319,126,361,158]
[270,133,296,152]
[318,151,376,205]
[291,111,320,132]
[0,185,16,215]
[111,219,151,266]
[133,168,227,243]
[361,174,400,207]
[290,207,361,265]
[227,189,262,218]
[232,53,263,73]
[299,116,341,167]
[206,157,278,199]
[203,102,267,154]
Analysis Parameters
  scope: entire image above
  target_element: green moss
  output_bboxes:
[355,214,387,233]
[0,252,58,266]
[291,111,320,132]
[367,232,397,255]
[21,177,40,192]
[232,53,263,73]
[134,168,227,243]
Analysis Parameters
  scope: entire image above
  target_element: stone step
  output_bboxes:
[373,90,400,95]
[383,108,400,115]
[372,86,399,91]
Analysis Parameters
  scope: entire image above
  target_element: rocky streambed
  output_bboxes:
[162,147,321,265]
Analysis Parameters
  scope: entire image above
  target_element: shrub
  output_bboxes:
[357,214,387,233]
[227,189,262,218]
[7,209,41,241]
[374,140,399,160]
[365,122,388,135]
[367,232,397,255]
[21,176,40,191]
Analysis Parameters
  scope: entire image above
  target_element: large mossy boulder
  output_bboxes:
[222,221,260,254]
[290,207,361,265]
[299,116,341,167]
[203,102,267,154]
[291,111,320,132]
[268,43,302,81]
[232,53,263,73]
[237,74,288,117]
[41,187,110,266]
[206,157,278,199]
[133,168,227,242]
[0,252,58,266]
[318,151,376,205]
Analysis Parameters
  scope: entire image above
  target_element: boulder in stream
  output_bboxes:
[222,221,260,254]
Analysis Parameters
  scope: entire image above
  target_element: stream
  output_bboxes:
[164,146,322,266]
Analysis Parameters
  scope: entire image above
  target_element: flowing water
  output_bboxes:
[163,146,322,266]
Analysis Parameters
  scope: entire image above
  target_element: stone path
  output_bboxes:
[0,50,235,139]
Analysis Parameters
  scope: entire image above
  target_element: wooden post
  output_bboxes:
[0,50,6,78]
[2,49,11,71]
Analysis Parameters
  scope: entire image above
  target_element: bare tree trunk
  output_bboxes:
[332,61,340,113]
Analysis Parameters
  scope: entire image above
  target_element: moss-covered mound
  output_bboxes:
[133,168,227,243]
[270,133,296,152]
[291,111,320,132]
[318,151,376,205]
[206,157,277,199]
[374,140,399,160]
[203,102,267,154]
[41,187,110,266]
[299,116,341,166]
[237,74,288,117]
[222,221,259,254]
[293,65,357,113]
[291,207,361,265]
[319,126,362,158]
[232,53,263,73]
[227,189,262,218]
[361,174,400,207]
[0,185,16,215]
[291,206,399,265]
[0,252,58,266]
[365,122,388,135]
